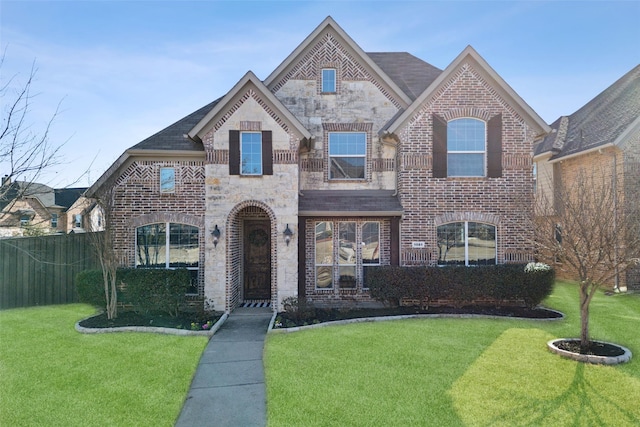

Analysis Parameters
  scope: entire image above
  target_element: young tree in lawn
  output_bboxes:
[534,165,640,349]
[87,178,118,320]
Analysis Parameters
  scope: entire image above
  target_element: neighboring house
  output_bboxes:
[534,65,640,290]
[87,17,549,312]
[0,176,89,237]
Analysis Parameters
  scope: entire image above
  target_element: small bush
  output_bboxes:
[366,264,555,309]
[123,269,191,317]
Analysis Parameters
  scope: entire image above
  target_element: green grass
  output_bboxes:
[0,304,208,427]
[265,282,640,426]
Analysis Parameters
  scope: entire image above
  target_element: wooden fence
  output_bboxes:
[0,233,101,309]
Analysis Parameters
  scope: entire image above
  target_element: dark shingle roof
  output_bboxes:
[130,99,221,151]
[367,52,442,101]
[299,190,403,216]
[535,65,640,157]
[54,188,87,209]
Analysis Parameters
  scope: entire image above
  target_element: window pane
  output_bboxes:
[362,222,379,264]
[316,266,333,289]
[160,167,175,193]
[447,118,486,151]
[329,133,366,155]
[322,68,336,92]
[448,153,484,176]
[437,222,465,265]
[467,222,496,265]
[338,222,356,265]
[241,132,262,175]
[169,223,199,268]
[136,223,166,268]
[315,222,333,289]
[339,266,356,288]
[330,157,365,179]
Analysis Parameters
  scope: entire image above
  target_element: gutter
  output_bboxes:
[548,143,615,163]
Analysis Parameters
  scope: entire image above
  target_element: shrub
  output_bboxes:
[76,269,108,307]
[366,264,555,309]
[123,269,191,317]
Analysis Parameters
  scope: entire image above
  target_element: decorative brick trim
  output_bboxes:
[504,154,532,169]
[434,212,501,226]
[240,121,262,131]
[130,213,204,229]
[273,150,298,164]
[211,149,229,164]
[211,89,291,136]
[270,32,403,109]
[116,161,204,193]
[300,157,324,172]
[402,154,432,170]
[402,248,433,266]
[371,158,395,172]
[503,251,534,263]
[322,122,373,132]
[443,108,493,122]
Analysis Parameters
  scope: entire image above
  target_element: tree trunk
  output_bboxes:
[580,283,590,349]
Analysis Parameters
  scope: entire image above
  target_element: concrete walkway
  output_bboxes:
[175,307,273,427]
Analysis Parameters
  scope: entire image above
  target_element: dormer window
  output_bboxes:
[322,68,336,93]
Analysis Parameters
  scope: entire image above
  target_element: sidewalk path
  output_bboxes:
[175,307,273,427]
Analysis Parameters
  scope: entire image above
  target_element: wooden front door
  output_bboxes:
[243,221,271,299]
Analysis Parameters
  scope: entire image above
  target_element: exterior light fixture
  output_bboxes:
[283,224,293,246]
[212,224,221,247]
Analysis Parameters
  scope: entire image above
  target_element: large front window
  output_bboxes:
[241,132,262,175]
[328,132,366,179]
[437,222,496,265]
[315,221,380,289]
[136,222,199,293]
[447,118,486,177]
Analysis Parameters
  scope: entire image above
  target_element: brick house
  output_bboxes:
[534,65,640,290]
[87,17,549,312]
[0,177,89,237]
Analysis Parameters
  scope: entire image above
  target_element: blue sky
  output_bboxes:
[2,0,639,187]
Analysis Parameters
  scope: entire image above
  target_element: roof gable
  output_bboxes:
[188,71,311,141]
[263,16,413,108]
[385,46,550,136]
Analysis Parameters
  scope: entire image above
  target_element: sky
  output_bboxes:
[1,0,639,188]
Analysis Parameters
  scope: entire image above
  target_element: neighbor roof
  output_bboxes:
[299,190,403,216]
[535,64,640,159]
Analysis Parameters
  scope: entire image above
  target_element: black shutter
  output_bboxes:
[432,114,448,178]
[262,131,273,175]
[487,113,502,178]
[229,130,240,175]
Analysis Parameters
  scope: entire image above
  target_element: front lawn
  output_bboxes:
[265,282,640,426]
[0,304,208,427]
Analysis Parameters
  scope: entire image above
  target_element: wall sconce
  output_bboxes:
[283,224,293,246]
[211,224,221,247]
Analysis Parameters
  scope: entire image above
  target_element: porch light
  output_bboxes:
[211,224,221,247]
[283,224,293,246]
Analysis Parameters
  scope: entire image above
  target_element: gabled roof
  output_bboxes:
[54,188,87,209]
[0,181,85,211]
[263,16,413,108]
[534,64,640,159]
[188,71,311,141]
[384,46,550,136]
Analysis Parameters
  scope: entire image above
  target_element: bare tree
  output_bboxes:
[534,165,640,349]
[1,52,66,208]
[87,180,118,319]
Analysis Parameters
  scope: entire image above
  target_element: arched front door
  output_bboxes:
[243,220,271,300]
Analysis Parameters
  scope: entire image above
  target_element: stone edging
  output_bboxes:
[75,312,228,337]
[268,308,565,334]
[547,338,633,365]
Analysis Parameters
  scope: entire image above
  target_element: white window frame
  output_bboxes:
[321,68,336,93]
[240,131,263,176]
[328,132,367,180]
[447,118,486,177]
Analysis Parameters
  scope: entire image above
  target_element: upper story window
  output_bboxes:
[433,113,502,179]
[51,213,58,228]
[447,118,486,177]
[241,132,262,175]
[229,130,273,176]
[328,132,366,180]
[160,167,176,193]
[74,214,82,228]
[437,221,496,266]
[321,68,336,93]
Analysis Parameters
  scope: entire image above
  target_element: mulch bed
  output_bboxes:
[275,305,562,328]
[555,339,626,357]
[78,310,221,331]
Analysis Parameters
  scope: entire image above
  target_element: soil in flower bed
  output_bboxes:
[275,305,562,328]
[555,339,626,357]
[79,310,222,331]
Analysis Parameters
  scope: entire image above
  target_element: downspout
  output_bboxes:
[612,152,619,291]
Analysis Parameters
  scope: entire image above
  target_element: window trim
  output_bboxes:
[446,118,487,177]
[328,132,367,180]
[321,68,336,93]
[437,221,496,266]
